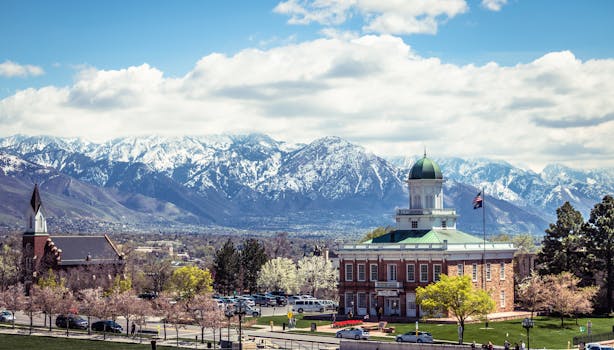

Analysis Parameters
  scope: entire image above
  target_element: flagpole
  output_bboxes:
[482,187,486,291]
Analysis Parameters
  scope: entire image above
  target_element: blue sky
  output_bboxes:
[1,0,614,170]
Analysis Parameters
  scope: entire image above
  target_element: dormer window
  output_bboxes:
[441,220,447,229]
[411,221,418,229]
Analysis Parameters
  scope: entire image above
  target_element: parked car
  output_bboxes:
[236,296,255,307]
[586,344,614,350]
[395,331,434,343]
[252,294,276,307]
[320,300,339,311]
[56,314,88,330]
[335,327,370,340]
[242,304,261,317]
[292,299,326,313]
[0,311,14,322]
[91,320,123,333]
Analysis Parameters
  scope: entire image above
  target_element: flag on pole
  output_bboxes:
[473,192,483,209]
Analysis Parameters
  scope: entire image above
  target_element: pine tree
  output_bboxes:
[213,239,239,295]
[586,195,614,313]
[537,202,591,283]
[239,239,268,294]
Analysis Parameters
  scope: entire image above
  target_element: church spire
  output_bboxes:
[30,184,42,213]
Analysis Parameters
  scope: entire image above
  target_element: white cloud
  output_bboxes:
[1,36,613,170]
[274,0,468,35]
[0,60,44,78]
[481,0,508,11]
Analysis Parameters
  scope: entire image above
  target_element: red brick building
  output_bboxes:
[337,155,516,320]
[22,185,124,291]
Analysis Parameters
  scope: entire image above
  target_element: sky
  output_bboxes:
[1,0,613,172]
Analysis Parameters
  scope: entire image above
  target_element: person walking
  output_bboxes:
[131,323,136,337]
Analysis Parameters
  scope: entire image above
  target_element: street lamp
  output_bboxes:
[235,302,246,350]
[522,317,534,350]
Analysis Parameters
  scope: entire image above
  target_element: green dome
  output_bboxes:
[409,156,443,180]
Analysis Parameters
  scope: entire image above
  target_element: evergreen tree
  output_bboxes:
[239,239,268,294]
[586,195,614,313]
[537,202,591,282]
[213,239,239,295]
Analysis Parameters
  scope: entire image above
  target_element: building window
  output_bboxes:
[441,220,447,229]
[345,263,353,281]
[370,264,378,281]
[357,264,366,282]
[420,264,428,282]
[433,264,442,282]
[357,293,367,308]
[457,263,464,276]
[486,263,491,281]
[472,263,478,282]
[500,290,506,307]
[411,221,418,229]
[406,264,415,282]
[387,264,397,281]
[345,293,354,309]
[500,262,506,280]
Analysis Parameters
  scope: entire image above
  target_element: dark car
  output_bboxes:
[91,320,123,333]
[55,315,88,330]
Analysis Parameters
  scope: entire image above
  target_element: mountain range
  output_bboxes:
[1,134,612,237]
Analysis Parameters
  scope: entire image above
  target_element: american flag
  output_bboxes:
[473,192,483,209]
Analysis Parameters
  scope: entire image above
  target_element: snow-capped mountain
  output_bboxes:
[1,134,611,235]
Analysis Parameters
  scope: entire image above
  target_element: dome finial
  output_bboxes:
[424,146,427,158]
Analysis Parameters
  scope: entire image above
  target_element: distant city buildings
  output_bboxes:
[337,154,516,320]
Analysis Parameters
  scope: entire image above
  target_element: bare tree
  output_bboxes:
[297,255,337,298]
[0,282,25,329]
[164,298,189,348]
[151,292,175,341]
[91,292,114,339]
[132,298,153,342]
[0,237,22,291]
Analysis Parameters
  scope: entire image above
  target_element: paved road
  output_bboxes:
[3,308,343,349]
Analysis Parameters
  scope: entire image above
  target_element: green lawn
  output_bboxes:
[0,334,174,350]
[257,314,614,349]
[394,316,614,349]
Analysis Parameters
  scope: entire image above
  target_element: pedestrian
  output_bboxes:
[131,323,136,336]
[377,306,383,322]
[504,340,510,350]
[332,312,336,324]
[521,341,526,350]
[514,343,520,350]
[488,341,494,350]
[363,313,370,322]
[471,341,476,349]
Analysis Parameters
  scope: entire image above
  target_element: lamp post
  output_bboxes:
[522,318,534,350]
[235,302,246,350]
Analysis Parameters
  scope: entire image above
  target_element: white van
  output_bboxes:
[292,299,326,313]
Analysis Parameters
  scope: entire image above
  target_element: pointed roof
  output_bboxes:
[30,184,42,213]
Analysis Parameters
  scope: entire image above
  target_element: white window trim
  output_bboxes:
[370,264,378,282]
[420,264,428,283]
[500,290,506,307]
[472,263,478,282]
[357,263,366,282]
[500,262,506,280]
[345,263,353,282]
[433,264,442,282]
[457,263,464,276]
[387,264,397,281]
[406,264,415,282]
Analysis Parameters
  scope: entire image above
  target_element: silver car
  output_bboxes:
[0,311,14,322]
[396,331,434,343]
[335,327,369,340]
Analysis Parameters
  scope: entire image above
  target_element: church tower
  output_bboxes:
[395,153,457,230]
[22,184,50,286]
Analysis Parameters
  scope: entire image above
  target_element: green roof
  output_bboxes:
[409,156,443,180]
[365,229,484,245]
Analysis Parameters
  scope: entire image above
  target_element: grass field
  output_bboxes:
[257,314,614,349]
[0,333,175,350]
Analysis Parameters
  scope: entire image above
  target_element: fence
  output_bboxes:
[573,332,614,346]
